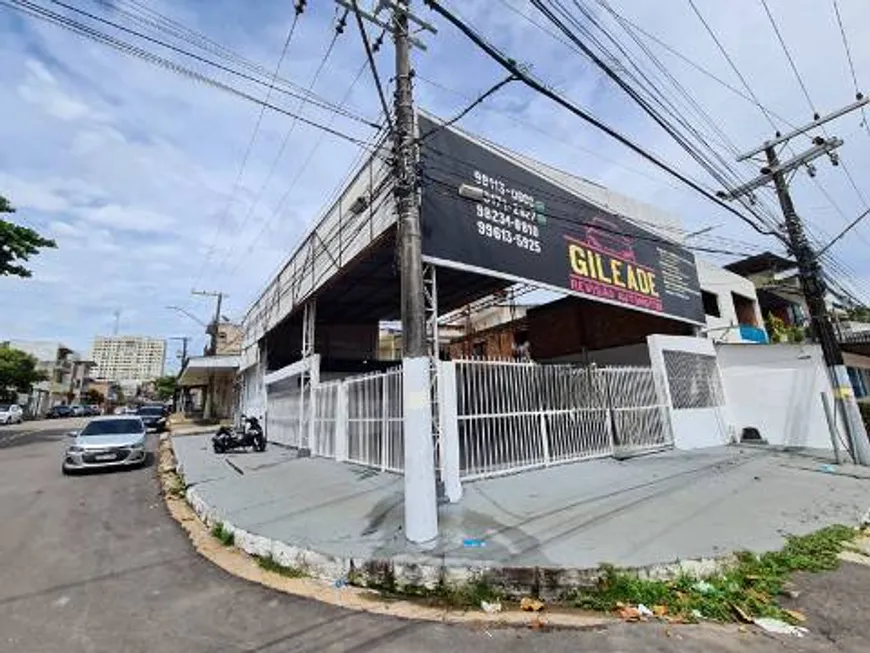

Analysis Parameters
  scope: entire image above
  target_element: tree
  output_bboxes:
[1,195,57,278]
[0,345,47,402]
[85,388,105,405]
[154,375,177,401]
[847,305,870,323]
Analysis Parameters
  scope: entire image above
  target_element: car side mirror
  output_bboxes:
[67,430,79,438]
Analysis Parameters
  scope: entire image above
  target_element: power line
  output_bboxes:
[3,0,379,146]
[195,7,304,290]
[759,0,816,115]
[417,75,516,141]
[350,1,393,134]
[220,62,385,279]
[36,0,373,125]
[422,0,779,239]
[216,15,350,276]
[529,0,776,229]
[423,173,760,257]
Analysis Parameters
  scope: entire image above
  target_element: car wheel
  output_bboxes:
[61,465,73,476]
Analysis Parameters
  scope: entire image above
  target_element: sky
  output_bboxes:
[2,0,870,369]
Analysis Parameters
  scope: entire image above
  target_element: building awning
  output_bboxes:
[178,355,239,387]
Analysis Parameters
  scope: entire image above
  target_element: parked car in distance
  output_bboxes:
[46,405,73,419]
[0,404,24,425]
[69,405,85,417]
[136,404,168,432]
[62,416,147,474]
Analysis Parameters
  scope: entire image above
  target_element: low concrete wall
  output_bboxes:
[717,343,834,449]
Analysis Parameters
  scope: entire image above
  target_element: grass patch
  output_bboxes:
[571,525,857,623]
[210,521,234,547]
[356,573,504,610]
[256,554,308,578]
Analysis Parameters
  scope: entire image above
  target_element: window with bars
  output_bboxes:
[662,350,724,409]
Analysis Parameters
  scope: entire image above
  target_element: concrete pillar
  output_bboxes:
[403,357,438,544]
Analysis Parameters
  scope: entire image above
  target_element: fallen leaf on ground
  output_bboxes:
[520,597,545,612]
[783,609,807,623]
[653,605,668,617]
[616,606,641,621]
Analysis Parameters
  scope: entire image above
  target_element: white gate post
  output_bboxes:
[437,361,463,503]
[380,372,389,471]
[403,357,438,544]
[335,381,348,462]
[539,412,551,466]
[306,354,320,456]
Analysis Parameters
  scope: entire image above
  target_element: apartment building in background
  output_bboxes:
[91,336,166,382]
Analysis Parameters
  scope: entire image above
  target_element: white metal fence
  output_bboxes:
[265,384,303,448]
[454,360,671,480]
[312,380,339,458]
[603,366,672,456]
[264,358,673,484]
[345,368,404,472]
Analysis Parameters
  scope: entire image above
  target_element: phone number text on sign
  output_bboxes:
[476,221,541,253]
[475,204,540,237]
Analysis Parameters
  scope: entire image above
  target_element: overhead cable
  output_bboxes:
[422,0,779,239]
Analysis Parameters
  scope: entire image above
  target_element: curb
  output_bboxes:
[164,436,735,599]
[158,435,613,628]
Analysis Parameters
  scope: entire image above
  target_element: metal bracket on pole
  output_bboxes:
[736,96,868,161]
[335,0,430,49]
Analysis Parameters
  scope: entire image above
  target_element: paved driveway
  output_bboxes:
[0,421,866,652]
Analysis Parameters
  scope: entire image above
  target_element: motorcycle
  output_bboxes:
[212,415,266,453]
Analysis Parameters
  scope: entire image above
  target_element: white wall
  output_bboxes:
[647,334,730,450]
[696,259,765,344]
[716,343,834,450]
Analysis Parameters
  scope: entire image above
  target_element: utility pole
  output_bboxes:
[341,0,439,543]
[113,309,121,336]
[191,289,226,355]
[168,336,190,368]
[723,98,870,466]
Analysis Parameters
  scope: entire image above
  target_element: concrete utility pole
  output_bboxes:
[342,0,439,543]
[724,98,870,466]
[191,289,226,355]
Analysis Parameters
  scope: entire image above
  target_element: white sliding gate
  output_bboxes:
[453,360,672,480]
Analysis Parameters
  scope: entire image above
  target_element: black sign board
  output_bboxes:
[419,115,705,324]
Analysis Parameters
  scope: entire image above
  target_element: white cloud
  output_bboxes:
[78,204,176,234]
[17,59,96,121]
[2,0,870,354]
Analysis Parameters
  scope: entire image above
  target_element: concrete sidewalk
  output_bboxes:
[172,436,870,591]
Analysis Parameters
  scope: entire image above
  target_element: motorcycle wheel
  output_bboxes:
[253,434,266,452]
[213,441,225,454]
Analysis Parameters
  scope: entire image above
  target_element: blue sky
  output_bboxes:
[3,0,870,369]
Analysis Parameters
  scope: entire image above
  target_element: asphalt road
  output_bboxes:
[0,421,867,652]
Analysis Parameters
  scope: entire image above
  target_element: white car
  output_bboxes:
[0,404,24,425]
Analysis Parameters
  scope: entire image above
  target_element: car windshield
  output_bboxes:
[80,419,143,436]
[138,407,164,416]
